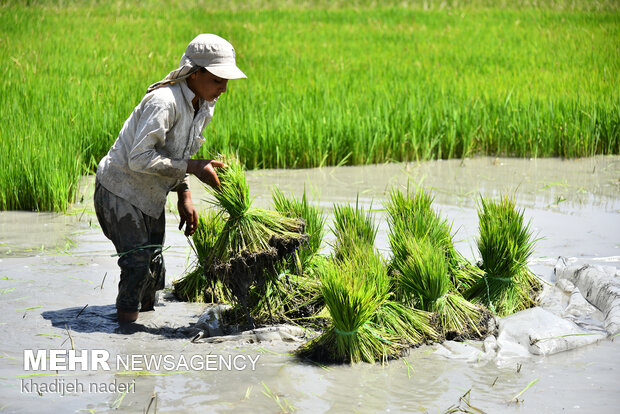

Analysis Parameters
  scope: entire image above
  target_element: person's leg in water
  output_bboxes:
[94,181,166,323]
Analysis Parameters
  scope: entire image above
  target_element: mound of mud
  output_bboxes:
[205,228,309,311]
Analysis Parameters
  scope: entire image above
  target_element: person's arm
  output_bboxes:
[176,159,228,236]
[177,189,198,236]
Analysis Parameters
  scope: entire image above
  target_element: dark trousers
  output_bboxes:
[94,180,166,312]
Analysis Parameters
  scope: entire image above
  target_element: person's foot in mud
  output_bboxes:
[117,310,139,323]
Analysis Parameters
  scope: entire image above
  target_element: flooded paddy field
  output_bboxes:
[0,156,619,413]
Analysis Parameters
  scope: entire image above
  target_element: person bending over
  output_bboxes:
[94,34,246,323]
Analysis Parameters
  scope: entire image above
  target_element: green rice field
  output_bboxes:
[1,0,618,211]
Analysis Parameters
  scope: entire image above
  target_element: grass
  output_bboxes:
[1,0,618,211]
[509,378,540,404]
[261,382,296,413]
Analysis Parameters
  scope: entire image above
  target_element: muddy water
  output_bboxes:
[0,156,618,413]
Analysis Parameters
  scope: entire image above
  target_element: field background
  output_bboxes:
[1,0,618,211]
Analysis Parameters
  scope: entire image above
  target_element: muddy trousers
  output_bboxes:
[94,180,166,313]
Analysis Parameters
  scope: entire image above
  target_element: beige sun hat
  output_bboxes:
[147,34,246,93]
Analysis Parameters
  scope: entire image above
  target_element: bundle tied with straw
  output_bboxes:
[298,214,436,364]
[392,236,485,338]
[465,195,542,317]
[386,187,489,338]
[204,156,308,319]
[297,253,411,363]
[385,187,482,293]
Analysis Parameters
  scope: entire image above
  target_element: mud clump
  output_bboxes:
[439,308,497,342]
[204,226,309,314]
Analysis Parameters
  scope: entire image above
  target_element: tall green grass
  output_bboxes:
[1,0,618,211]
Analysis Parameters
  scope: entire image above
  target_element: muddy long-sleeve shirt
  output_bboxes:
[96,80,215,218]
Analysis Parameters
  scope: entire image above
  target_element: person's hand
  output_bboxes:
[186,159,228,190]
[177,191,198,236]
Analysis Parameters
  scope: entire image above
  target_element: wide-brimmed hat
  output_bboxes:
[147,34,246,93]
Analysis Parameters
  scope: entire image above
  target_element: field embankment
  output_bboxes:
[0,0,618,211]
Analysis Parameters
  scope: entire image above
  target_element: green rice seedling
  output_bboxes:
[2,3,618,212]
[204,156,308,321]
[373,300,437,346]
[192,210,226,267]
[331,198,378,262]
[272,186,327,274]
[385,187,482,292]
[223,269,326,327]
[298,248,435,363]
[297,255,397,363]
[219,178,329,326]
[466,195,542,317]
[222,244,328,327]
[173,210,226,302]
[392,236,484,337]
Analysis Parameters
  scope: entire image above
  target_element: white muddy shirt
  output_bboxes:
[96,80,215,218]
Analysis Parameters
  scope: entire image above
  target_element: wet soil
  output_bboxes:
[0,156,619,413]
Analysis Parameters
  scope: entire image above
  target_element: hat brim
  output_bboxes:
[206,65,247,80]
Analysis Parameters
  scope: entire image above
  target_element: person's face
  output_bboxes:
[187,69,228,102]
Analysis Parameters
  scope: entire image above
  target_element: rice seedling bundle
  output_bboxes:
[391,236,484,337]
[298,250,435,363]
[331,199,378,261]
[204,157,308,315]
[385,187,482,293]
[466,195,541,316]
[173,210,226,302]
[223,269,326,327]
[297,255,397,363]
[272,186,327,274]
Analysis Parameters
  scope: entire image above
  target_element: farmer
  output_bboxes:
[94,34,246,323]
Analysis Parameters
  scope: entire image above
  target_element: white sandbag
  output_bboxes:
[495,307,606,358]
[434,341,488,363]
[555,260,620,334]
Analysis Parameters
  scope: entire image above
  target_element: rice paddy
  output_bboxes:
[1,0,618,211]
[1,156,618,411]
